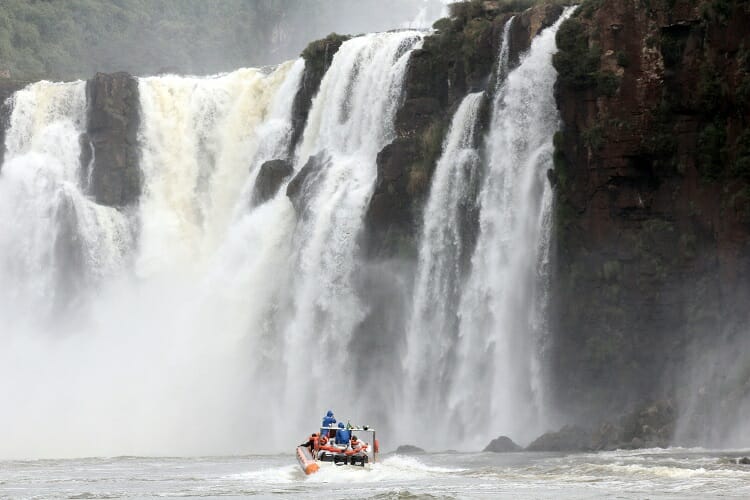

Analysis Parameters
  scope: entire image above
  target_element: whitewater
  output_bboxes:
[2,449,750,499]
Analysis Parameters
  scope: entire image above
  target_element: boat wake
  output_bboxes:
[231,455,463,485]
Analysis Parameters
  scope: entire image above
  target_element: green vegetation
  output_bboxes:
[643,100,677,159]
[700,0,733,23]
[698,65,727,113]
[697,122,727,180]
[596,71,620,97]
[0,0,430,80]
[408,118,448,198]
[552,18,601,88]
[301,33,350,79]
[575,0,604,19]
[732,129,750,179]
[582,124,605,150]
[449,0,573,21]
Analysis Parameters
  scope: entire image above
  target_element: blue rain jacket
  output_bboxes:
[335,428,351,444]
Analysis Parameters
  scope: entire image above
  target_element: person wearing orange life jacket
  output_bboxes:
[299,432,319,454]
[349,435,367,453]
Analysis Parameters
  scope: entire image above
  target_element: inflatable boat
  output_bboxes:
[296,426,379,475]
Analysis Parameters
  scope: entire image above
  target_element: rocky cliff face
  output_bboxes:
[364,1,564,258]
[81,72,141,207]
[550,0,750,429]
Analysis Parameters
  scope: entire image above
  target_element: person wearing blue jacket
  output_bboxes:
[321,410,336,438]
[335,421,351,445]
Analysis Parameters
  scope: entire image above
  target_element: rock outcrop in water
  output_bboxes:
[549,0,750,432]
[395,444,425,454]
[286,152,328,216]
[483,435,522,452]
[526,425,592,452]
[81,72,140,207]
[252,159,293,206]
[527,400,676,451]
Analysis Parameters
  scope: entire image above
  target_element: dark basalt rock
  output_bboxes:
[526,425,592,452]
[364,2,560,260]
[739,457,750,465]
[483,435,522,453]
[549,0,750,430]
[83,72,140,207]
[252,159,293,206]
[592,400,676,450]
[286,152,328,216]
[395,444,425,454]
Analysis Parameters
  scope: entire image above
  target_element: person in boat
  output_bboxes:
[321,410,337,437]
[299,432,319,454]
[349,435,366,453]
[335,421,351,445]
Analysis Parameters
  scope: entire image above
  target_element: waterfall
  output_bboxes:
[396,10,573,449]
[0,81,131,326]
[401,92,484,445]
[279,30,423,428]
[449,8,574,446]
[136,60,302,276]
[0,62,305,458]
[0,28,424,456]
[0,7,572,456]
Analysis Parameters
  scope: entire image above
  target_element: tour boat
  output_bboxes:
[296,426,379,475]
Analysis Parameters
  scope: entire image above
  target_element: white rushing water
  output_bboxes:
[0,9,566,456]
[3,449,750,499]
[449,8,574,447]
[0,62,306,458]
[136,60,303,275]
[0,28,426,458]
[401,91,485,445]
[396,11,570,450]
[0,81,132,329]
[279,30,423,430]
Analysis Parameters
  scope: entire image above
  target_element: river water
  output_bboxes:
[2,448,749,499]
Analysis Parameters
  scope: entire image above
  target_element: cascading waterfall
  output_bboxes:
[0,62,305,458]
[136,60,301,275]
[0,28,424,455]
[448,8,574,447]
[401,91,484,445]
[279,30,423,428]
[0,81,131,327]
[0,7,572,456]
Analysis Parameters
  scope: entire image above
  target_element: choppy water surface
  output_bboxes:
[2,448,749,499]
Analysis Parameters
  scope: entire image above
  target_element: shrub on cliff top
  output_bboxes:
[301,32,350,78]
